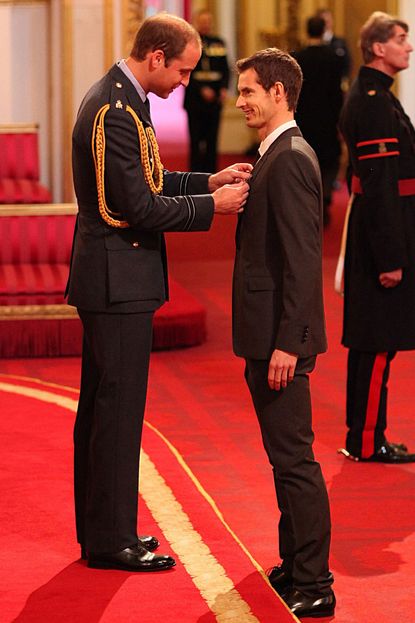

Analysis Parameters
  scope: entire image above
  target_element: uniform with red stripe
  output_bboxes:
[339,14,415,460]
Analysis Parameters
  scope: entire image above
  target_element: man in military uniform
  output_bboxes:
[339,11,415,463]
[317,8,351,85]
[184,9,229,172]
[66,13,251,572]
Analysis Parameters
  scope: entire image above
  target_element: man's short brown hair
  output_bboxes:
[236,48,303,111]
[131,13,201,65]
[360,11,409,64]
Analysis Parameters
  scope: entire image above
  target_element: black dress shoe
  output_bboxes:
[283,587,336,618]
[80,535,160,560]
[87,544,175,571]
[386,440,408,452]
[365,442,415,463]
[266,565,293,594]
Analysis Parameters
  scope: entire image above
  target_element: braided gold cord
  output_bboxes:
[126,105,164,194]
[92,104,129,228]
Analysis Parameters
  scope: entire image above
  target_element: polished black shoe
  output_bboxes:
[87,544,175,571]
[283,587,336,618]
[81,535,160,560]
[365,442,415,463]
[386,439,408,452]
[266,565,293,595]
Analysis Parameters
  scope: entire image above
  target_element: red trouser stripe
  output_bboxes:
[361,353,388,458]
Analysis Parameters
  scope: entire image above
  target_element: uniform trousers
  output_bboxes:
[74,309,154,553]
[186,101,221,173]
[346,349,396,458]
[244,356,333,595]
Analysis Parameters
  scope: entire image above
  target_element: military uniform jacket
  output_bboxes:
[67,64,214,313]
[232,127,327,360]
[340,66,415,351]
[184,34,229,109]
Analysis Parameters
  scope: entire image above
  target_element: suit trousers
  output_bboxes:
[346,349,396,458]
[74,309,154,553]
[245,356,333,594]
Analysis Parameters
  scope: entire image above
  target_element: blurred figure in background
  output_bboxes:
[294,16,343,225]
[184,9,229,172]
[317,7,352,86]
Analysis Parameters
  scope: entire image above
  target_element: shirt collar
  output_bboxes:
[117,59,147,103]
[258,119,297,157]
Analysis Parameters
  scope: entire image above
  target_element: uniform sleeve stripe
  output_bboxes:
[183,195,195,230]
[179,172,190,195]
[358,151,400,161]
[356,138,398,147]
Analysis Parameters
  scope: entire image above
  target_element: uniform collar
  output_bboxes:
[359,65,394,91]
[117,59,147,103]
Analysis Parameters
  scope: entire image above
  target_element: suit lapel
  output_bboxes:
[250,127,302,186]
[236,127,302,249]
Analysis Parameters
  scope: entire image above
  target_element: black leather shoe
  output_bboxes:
[283,587,336,618]
[266,565,293,594]
[365,442,415,463]
[386,440,408,452]
[87,544,175,571]
[81,535,160,560]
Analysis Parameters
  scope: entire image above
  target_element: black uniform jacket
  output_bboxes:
[184,34,229,109]
[340,66,415,351]
[67,64,214,313]
[294,44,343,164]
[232,127,327,360]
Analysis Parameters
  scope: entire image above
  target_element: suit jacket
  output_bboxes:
[232,127,327,360]
[67,64,214,313]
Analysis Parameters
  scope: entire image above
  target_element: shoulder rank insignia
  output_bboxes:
[115,99,123,109]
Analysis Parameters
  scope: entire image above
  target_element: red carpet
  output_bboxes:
[1,170,415,621]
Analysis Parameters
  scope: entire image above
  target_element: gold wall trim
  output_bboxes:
[122,0,144,57]
[0,1,47,4]
[0,203,77,215]
[62,1,73,203]
[104,0,114,70]
[0,123,39,133]
[0,304,78,320]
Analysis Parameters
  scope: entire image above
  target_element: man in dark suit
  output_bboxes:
[66,13,251,573]
[339,12,415,463]
[184,9,229,172]
[234,48,335,618]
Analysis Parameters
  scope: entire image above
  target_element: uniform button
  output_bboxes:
[132,241,140,248]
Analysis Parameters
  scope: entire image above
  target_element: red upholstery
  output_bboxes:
[0,128,51,203]
[0,213,75,305]
[0,133,39,179]
[0,179,51,203]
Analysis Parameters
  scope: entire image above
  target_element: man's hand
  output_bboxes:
[212,181,249,214]
[201,86,216,103]
[268,349,298,391]
[209,163,253,191]
[379,268,402,288]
